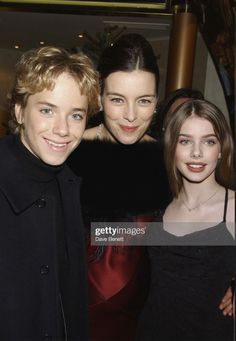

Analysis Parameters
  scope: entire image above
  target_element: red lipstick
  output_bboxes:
[186,162,206,172]
[120,125,138,133]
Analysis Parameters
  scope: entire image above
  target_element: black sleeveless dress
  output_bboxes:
[137,189,235,341]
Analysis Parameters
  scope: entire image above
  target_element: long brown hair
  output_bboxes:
[164,99,234,196]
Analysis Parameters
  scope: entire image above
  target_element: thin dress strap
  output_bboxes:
[222,188,228,222]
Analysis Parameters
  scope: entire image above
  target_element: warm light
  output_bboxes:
[14,45,20,49]
[78,34,83,38]
[40,41,45,45]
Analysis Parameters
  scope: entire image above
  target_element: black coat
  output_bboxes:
[0,135,88,341]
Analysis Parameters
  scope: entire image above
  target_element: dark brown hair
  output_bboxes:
[164,99,234,196]
[97,33,159,96]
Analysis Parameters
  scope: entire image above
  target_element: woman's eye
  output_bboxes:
[138,98,152,105]
[40,108,52,115]
[110,97,123,104]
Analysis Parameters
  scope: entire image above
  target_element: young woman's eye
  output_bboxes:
[203,139,217,145]
[179,139,191,145]
[40,108,52,115]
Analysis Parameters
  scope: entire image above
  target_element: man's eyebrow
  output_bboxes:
[72,108,87,113]
[37,101,87,113]
[36,101,57,108]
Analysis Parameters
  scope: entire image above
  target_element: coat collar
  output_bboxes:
[0,135,79,214]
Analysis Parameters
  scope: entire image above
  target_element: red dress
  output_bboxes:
[67,140,170,341]
[88,244,149,341]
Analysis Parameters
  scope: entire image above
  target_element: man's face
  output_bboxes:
[15,72,88,165]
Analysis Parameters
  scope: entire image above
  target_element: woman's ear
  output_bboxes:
[218,152,222,160]
[15,104,24,124]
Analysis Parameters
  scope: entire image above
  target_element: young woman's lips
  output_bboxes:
[186,162,206,172]
[120,125,138,133]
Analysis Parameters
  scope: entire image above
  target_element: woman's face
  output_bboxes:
[101,70,158,144]
[175,115,221,184]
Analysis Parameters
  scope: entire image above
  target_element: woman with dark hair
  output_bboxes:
[137,99,235,341]
[84,33,160,144]
[68,33,170,341]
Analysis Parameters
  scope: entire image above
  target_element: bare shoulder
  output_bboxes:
[83,126,98,140]
[226,189,235,238]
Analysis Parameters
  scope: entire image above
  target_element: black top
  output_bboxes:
[14,135,67,335]
[68,139,171,220]
[14,136,66,262]
[14,134,64,180]
[137,189,235,341]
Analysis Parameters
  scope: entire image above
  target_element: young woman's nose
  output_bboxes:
[191,142,202,158]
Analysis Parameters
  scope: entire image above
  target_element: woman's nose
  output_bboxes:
[123,104,137,122]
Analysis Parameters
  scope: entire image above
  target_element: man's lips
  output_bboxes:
[119,125,138,133]
[186,162,206,172]
[44,138,70,151]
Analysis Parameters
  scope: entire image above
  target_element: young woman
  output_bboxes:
[137,99,235,341]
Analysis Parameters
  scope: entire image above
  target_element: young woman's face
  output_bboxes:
[175,115,221,184]
[101,70,158,144]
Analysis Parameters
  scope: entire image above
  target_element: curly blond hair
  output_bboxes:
[9,46,100,133]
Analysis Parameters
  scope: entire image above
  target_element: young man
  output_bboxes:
[0,46,100,340]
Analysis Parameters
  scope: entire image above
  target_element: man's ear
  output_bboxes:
[99,95,103,112]
[15,104,24,124]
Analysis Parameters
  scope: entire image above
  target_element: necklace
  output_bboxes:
[182,188,218,212]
